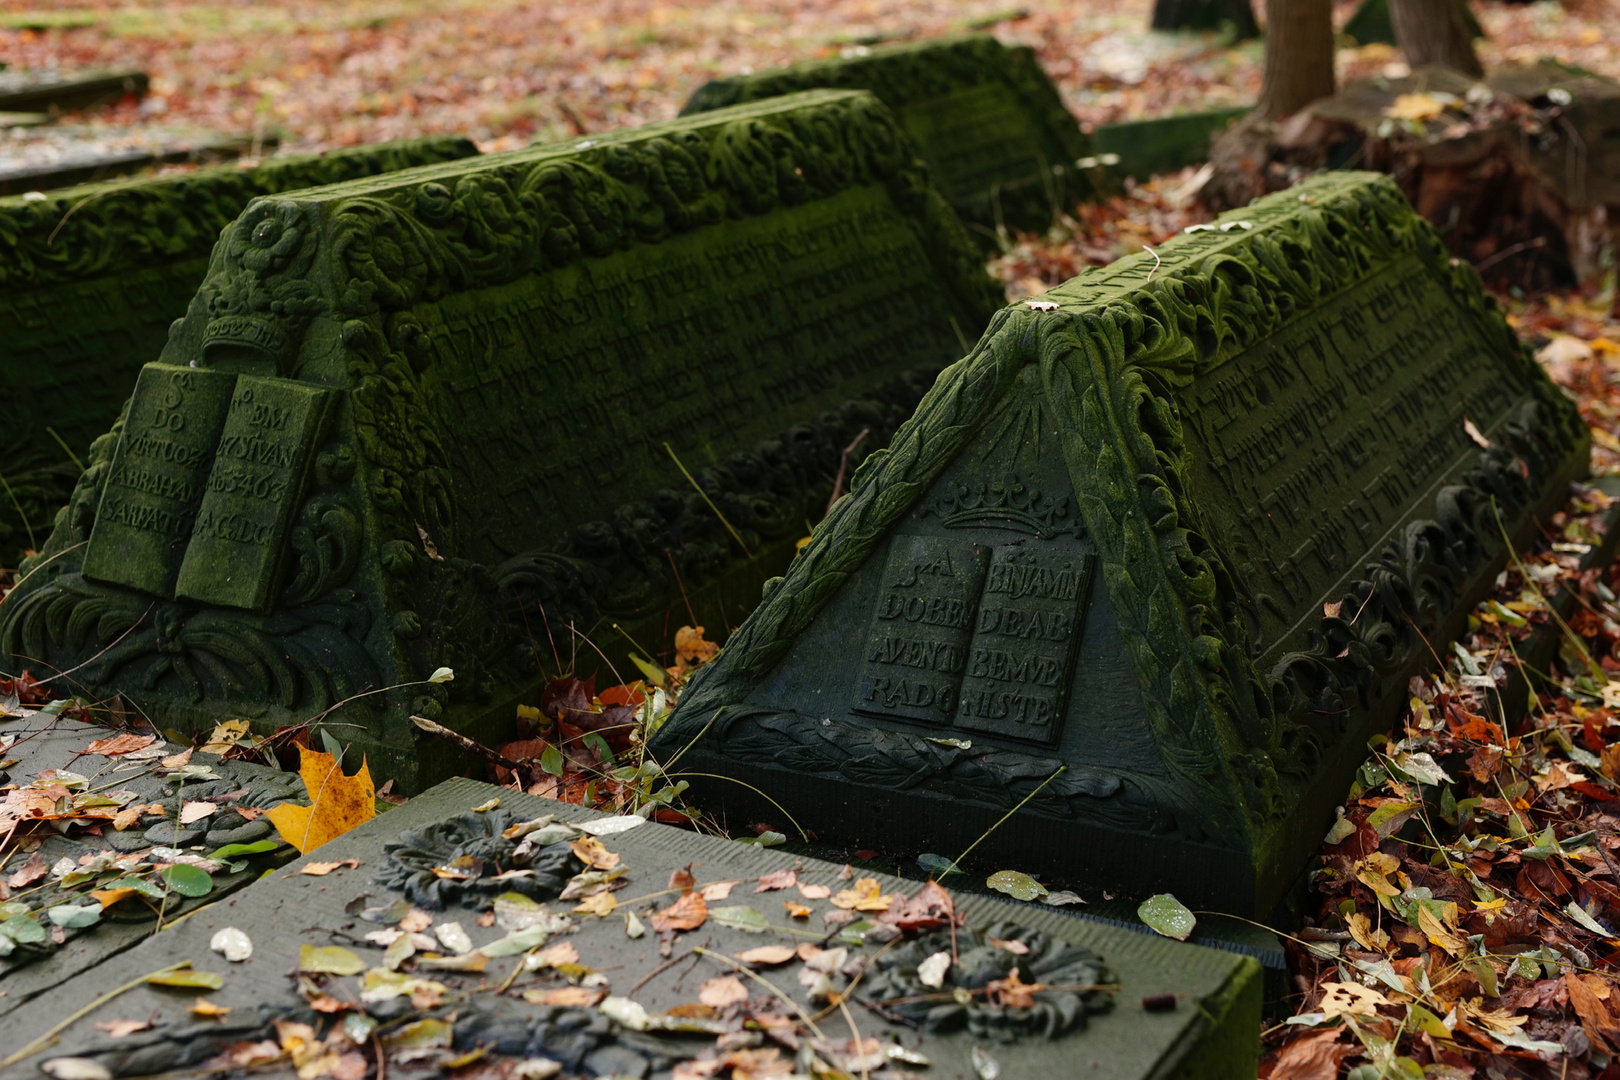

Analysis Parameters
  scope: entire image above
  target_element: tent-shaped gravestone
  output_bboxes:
[681,35,1098,239]
[1,90,1003,792]
[0,136,480,564]
[649,170,1588,918]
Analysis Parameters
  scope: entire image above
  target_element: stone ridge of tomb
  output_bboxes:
[1037,171,1380,314]
[251,89,871,206]
[0,136,479,291]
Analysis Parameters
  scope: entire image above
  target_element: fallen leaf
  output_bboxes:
[830,877,895,911]
[755,869,796,892]
[523,987,607,1006]
[651,891,707,933]
[986,870,1048,903]
[299,859,361,877]
[91,887,138,909]
[1270,1029,1357,1080]
[797,883,831,900]
[300,945,366,976]
[1319,981,1388,1019]
[736,945,796,966]
[669,866,696,894]
[7,854,48,888]
[699,880,736,901]
[81,734,157,757]
[699,975,749,1008]
[1384,92,1447,121]
[471,797,501,812]
[573,891,618,917]
[189,998,233,1019]
[525,941,581,970]
[988,937,1031,955]
[160,748,193,769]
[570,837,621,871]
[985,967,1043,1009]
[783,901,812,919]
[179,801,218,825]
[92,1019,153,1038]
[199,720,251,756]
[1137,894,1195,940]
[147,968,225,990]
[266,747,376,854]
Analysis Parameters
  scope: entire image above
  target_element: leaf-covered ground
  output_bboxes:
[7,0,1620,1075]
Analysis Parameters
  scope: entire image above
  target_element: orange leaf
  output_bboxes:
[92,887,139,909]
[651,891,707,933]
[265,747,376,855]
[782,900,812,919]
[81,733,157,757]
[523,987,606,1006]
[573,891,618,917]
[570,837,621,870]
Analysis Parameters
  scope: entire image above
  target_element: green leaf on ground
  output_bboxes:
[163,864,214,898]
[300,944,366,975]
[986,870,1047,902]
[147,968,225,990]
[1138,893,1196,940]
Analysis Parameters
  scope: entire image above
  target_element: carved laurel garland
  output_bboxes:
[0,138,475,292]
[661,174,1585,846]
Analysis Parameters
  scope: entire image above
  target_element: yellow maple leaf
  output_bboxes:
[1384,92,1447,121]
[266,747,376,855]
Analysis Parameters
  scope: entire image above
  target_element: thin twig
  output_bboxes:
[663,441,756,565]
[410,715,526,774]
[826,428,870,515]
[0,960,193,1067]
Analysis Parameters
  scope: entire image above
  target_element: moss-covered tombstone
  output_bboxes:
[1,90,1002,791]
[0,136,480,564]
[681,36,1096,238]
[650,172,1588,917]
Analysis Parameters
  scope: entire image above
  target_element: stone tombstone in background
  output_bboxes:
[681,35,1097,239]
[1,90,1004,791]
[650,171,1589,917]
[0,136,480,564]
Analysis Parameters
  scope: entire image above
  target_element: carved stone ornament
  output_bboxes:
[649,171,1590,916]
[375,810,582,909]
[0,90,1004,792]
[682,34,1098,237]
[0,137,480,566]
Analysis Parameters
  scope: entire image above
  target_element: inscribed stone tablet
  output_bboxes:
[81,364,235,596]
[681,35,1096,235]
[0,135,477,564]
[174,376,335,610]
[1,90,1002,791]
[650,171,1590,916]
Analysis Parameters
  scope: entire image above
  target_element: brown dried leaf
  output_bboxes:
[570,836,621,871]
[755,869,796,892]
[698,975,749,1008]
[524,987,606,1006]
[736,945,796,966]
[93,1018,153,1037]
[650,892,707,933]
[81,733,157,757]
[1270,1029,1358,1080]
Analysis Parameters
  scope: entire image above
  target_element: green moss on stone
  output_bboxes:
[1,90,1003,792]
[0,135,479,565]
[682,35,1096,239]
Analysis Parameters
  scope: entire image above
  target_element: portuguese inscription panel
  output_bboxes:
[954,545,1091,743]
[175,377,333,611]
[1178,256,1531,656]
[83,364,236,597]
[853,535,987,725]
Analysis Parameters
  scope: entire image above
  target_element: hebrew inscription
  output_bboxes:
[897,84,1045,208]
[83,364,236,597]
[1178,255,1529,656]
[425,184,963,560]
[175,377,333,611]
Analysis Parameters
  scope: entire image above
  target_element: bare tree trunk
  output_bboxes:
[1389,0,1483,77]
[1255,0,1337,120]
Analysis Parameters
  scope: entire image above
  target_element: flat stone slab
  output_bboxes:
[1,89,1002,792]
[0,69,148,115]
[650,170,1590,918]
[681,35,1098,236]
[0,709,301,1018]
[3,777,1262,1079]
[0,134,478,565]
